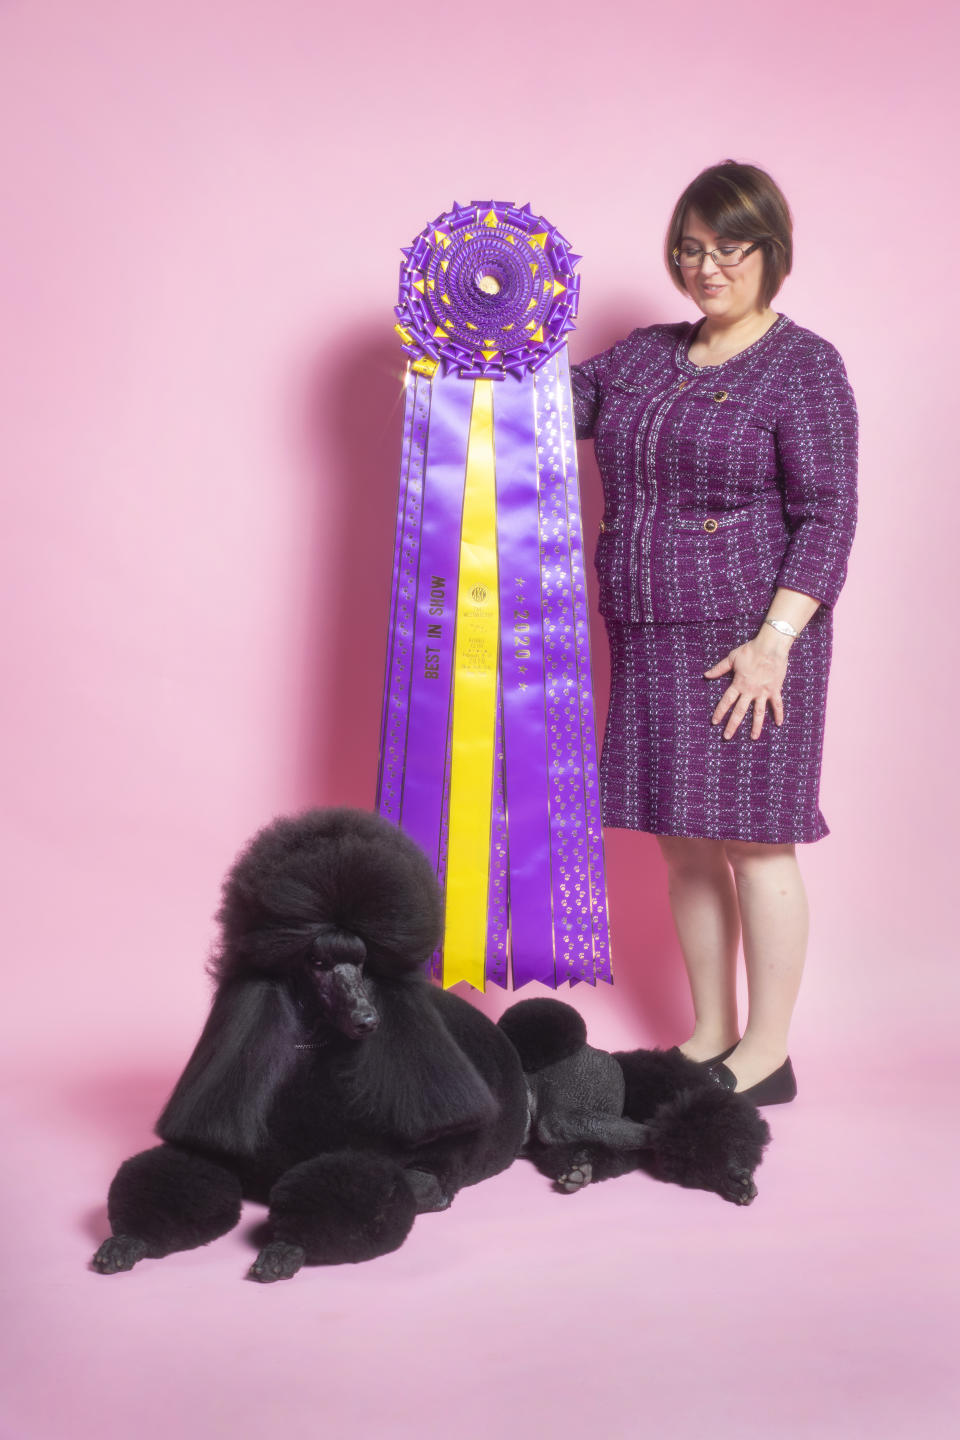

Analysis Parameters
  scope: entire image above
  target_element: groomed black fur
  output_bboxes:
[643,1085,771,1203]
[107,1145,243,1257]
[156,979,303,1157]
[613,1045,721,1122]
[214,808,443,980]
[334,977,499,1145]
[93,808,528,1279]
[267,1153,419,1267]
[501,999,772,1205]
[496,997,588,1073]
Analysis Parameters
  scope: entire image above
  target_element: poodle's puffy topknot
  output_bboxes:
[214,808,443,981]
[497,998,587,1073]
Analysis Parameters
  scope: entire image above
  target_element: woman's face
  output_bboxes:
[678,207,769,322]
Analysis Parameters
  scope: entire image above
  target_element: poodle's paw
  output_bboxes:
[555,1152,593,1194]
[91,1235,148,1274]
[248,1241,306,1283]
[721,1166,758,1206]
[404,1168,452,1214]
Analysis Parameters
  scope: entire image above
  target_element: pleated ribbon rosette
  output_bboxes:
[376,201,611,990]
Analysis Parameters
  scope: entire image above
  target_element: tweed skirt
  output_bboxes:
[599,607,833,844]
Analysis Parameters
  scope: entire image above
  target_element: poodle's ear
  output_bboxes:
[155,979,302,1158]
[340,981,500,1146]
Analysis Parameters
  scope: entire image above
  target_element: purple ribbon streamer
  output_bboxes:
[534,369,587,979]
[426,703,453,984]
[533,357,612,984]
[377,373,427,824]
[484,684,509,988]
[396,372,472,870]
[492,374,557,987]
[554,349,612,982]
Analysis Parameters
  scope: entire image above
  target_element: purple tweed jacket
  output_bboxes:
[571,314,859,624]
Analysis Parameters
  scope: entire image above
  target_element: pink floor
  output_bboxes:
[3,1036,956,1440]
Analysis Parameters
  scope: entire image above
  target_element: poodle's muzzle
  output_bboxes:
[313,961,380,1040]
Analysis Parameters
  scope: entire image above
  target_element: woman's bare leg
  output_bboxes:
[720,839,808,1091]
[655,835,741,1061]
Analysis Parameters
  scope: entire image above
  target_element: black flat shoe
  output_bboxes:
[669,1042,740,1068]
[709,1056,797,1106]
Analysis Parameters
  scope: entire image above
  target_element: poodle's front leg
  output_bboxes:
[527,1140,644,1192]
[251,1151,418,1282]
[402,1167,452,1212]
[92,1144,243,1273]
[526,1110,651,1195]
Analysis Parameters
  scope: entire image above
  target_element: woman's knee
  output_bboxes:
[722,839,796,877]
[655,834,728,876]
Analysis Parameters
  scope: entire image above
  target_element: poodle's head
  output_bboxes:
[212,808,443,1040]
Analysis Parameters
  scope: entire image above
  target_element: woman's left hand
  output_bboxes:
[704,633,791,739]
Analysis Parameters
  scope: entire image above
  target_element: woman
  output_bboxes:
[571,160,858,1104]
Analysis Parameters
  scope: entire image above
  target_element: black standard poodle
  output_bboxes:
[498,998,771,1205]
[92,808,529,1282]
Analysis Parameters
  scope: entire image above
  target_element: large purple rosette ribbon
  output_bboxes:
[377,201,611,989]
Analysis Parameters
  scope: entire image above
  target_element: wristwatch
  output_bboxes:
[764,617,800,639]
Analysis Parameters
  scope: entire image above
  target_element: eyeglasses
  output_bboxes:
[672,242,762,269]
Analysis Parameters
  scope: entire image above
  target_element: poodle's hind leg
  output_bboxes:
[251,1151,418,1282]
[535,1110,651,1151]
[397,1124,506,1214]
[92,1145,243,1273]
[645,1087,772,1204]
[615,1046,719,1122]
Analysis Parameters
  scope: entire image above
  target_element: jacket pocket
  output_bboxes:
[664,507,774,619]
[673,506,754,534]
[682,388,776,431]
[593,524,623,613]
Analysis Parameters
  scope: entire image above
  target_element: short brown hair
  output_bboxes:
[665,160,793,308]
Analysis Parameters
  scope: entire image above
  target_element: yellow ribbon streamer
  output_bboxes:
[442,380,499,989]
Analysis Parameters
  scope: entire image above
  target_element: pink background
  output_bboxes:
[2,2,957,1436]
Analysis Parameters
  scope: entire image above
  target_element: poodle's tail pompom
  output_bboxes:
[498,999,588,1074]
